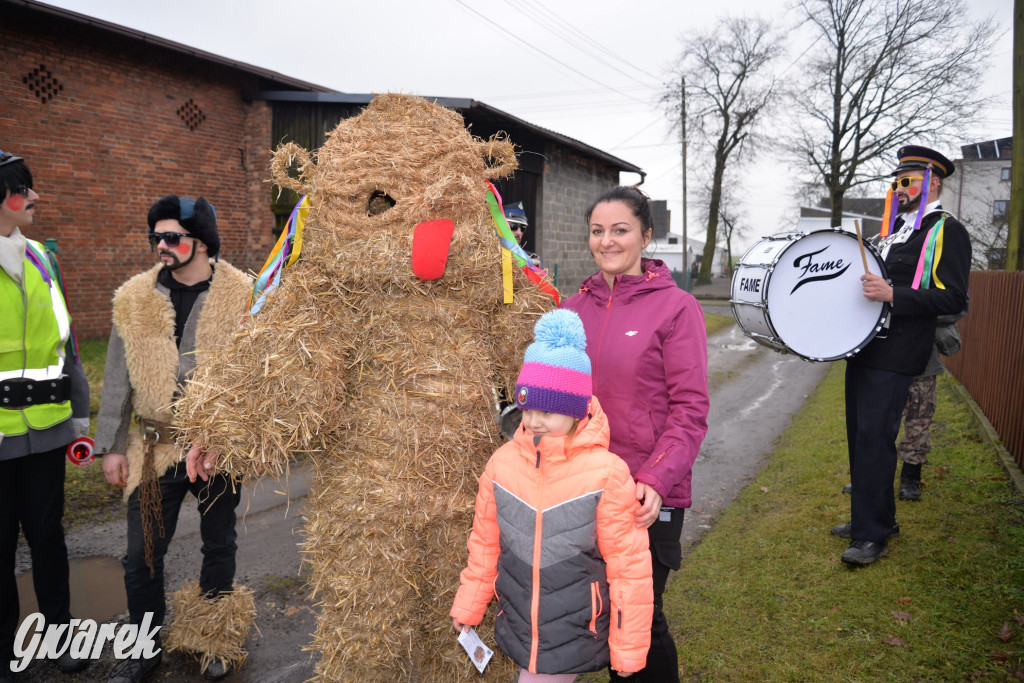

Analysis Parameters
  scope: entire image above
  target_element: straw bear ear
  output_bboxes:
[270,141,315,195]
[533,309,587,352]
[478,132,518,180]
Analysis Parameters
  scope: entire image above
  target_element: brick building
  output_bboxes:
[2,0,642,338]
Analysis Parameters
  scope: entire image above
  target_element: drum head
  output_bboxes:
[765,230,887,361]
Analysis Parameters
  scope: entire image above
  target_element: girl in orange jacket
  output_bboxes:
[451,309,653,682]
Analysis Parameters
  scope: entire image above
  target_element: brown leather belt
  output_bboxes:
[139,418,176,444]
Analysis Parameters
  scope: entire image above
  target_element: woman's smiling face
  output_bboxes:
[588,199,650,284]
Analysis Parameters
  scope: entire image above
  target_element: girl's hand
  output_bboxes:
[452,618,469,633]
[635,482,663,528]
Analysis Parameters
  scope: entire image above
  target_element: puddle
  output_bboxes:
[17,555,127,624]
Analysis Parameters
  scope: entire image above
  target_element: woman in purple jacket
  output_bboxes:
[561,186,709,683]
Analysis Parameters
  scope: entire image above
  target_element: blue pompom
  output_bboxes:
[533,309,587,352]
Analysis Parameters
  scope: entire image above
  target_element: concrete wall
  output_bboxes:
[537,145,621,296]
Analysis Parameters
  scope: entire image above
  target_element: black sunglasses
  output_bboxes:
[147,231,192,249]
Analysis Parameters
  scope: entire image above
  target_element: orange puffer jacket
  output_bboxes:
[451,397,653,675]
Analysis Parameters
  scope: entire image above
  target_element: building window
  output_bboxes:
[1002,167,1011,181]
[993,200,1009,217]
[668,235,679,245]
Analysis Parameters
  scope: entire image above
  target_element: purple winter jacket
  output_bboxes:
[561,259,709,508]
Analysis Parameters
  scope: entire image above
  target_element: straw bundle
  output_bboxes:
[175,94,554,681]
[164,580,256,673]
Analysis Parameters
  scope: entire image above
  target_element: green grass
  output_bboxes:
[656,365,1024,681]
[64,338,121,527]
[705,312,734,338]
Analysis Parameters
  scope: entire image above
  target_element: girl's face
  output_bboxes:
[588,200,650,283]
[521,410,576,437]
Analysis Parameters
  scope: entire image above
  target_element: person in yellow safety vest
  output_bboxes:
[0,150,91,680]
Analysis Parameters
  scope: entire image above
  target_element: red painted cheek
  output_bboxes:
[908,186,920,197]
[5,195,26,211]
[174,242,191,255]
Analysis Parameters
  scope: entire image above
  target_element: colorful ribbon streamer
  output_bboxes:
[485,182,559,307]
[249,194,309,314]
[911,215,947,290]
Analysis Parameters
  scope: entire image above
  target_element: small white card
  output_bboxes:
[457,627,494,674]
[659,507,673,523]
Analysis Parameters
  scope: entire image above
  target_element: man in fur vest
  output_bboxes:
[95,195,254,682]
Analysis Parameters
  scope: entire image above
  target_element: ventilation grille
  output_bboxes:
[22,64,63,104]
[177,99,206,131]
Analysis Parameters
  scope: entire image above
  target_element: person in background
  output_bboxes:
[451,309,653,682]
[561,186,710,683]
[95,195,254,682]
[0,149,90,679]
[504,200,542,268]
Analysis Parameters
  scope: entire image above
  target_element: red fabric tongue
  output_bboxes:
[411,219,455,280]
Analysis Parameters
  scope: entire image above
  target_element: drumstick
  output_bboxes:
[853,219,870,274]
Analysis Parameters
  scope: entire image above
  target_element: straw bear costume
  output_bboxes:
[175,94,554,681]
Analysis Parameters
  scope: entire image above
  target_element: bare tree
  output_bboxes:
[788,0,998,226]
[664,16,782,284]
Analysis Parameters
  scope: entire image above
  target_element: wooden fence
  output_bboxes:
[944,271,1024,470]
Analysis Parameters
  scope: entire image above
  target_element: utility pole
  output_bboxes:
[1007,0,1022,270]
[681,77,689,285]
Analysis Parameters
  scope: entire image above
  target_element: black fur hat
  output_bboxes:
[147,195,220,258]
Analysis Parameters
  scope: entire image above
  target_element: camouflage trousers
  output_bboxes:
[898,375,938,465]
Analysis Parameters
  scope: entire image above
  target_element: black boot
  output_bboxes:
[899,463,922,501]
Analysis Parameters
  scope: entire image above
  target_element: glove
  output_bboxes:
[72,417,91,439]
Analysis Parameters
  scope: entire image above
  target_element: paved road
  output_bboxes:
[683,305,830,552]
[13,302,830,681]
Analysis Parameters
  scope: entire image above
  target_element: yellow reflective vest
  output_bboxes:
[0,239,73,437]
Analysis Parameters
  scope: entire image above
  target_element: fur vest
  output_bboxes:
[112,261,251,496]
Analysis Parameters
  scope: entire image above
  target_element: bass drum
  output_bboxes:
[730,228,889,361]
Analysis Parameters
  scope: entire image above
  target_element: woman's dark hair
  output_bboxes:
[0,153,33,199]
[584,186,655,236]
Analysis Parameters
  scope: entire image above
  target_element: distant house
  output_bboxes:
[940,137,1013,269]
[645,199,727,278]
[1,0,641,337]
[797,198,885,238]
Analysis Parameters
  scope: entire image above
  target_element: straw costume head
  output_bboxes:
[174,94,555,682]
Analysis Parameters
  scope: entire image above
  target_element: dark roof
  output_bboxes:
[245,91,644,176]
[960,137,1013,161]
[7,0,331,92]
[813,197,885,217]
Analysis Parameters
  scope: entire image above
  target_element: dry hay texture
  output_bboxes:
[164,580,256,672]
[175,94,555,682]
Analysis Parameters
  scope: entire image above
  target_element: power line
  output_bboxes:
[513,0,663,85]
[452,0,651,106]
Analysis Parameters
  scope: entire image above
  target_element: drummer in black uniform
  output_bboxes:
[834,145,971,566]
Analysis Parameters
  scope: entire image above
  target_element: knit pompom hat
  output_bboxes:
[514,309,592,419]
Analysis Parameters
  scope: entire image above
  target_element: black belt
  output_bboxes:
[0,375,72,409]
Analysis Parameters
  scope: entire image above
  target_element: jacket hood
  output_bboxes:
[577,259,677,305]
[511,395,611,465]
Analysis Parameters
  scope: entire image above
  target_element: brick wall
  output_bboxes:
[538,145,620,296]
[0,17,276,338]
